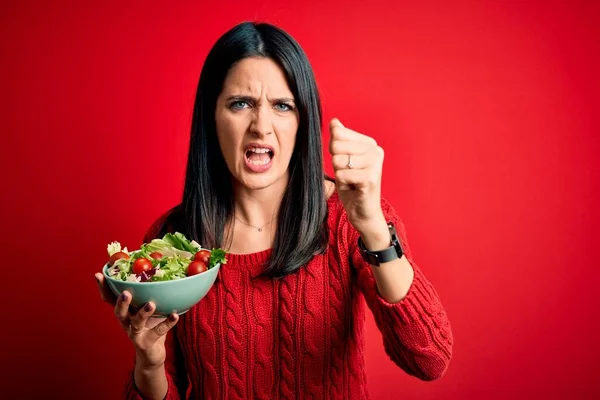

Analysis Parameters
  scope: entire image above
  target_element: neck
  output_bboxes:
[231,174,289,227]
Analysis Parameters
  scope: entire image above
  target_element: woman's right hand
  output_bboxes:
[94,272,179,368]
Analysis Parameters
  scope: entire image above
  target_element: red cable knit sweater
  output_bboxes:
[124,192,453,399]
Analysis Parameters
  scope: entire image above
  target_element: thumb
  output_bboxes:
[329,118,344,131]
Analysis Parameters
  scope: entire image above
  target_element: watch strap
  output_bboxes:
[357,223,404,266]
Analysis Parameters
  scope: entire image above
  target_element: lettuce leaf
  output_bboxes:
[209,248,227,268]
[151,254,190,281]
[143,239,171,253]
[163,232,199,253]
[107,241,121,256]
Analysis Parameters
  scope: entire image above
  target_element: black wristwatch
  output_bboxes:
[357,222,403,266]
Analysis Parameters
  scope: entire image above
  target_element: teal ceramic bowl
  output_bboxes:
[102,263,220,316]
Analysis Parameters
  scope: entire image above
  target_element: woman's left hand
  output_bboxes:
[329,118,387,235]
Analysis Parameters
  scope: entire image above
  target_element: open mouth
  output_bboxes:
[245,146,274,166]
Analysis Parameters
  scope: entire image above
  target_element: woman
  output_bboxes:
[95,22,452,400]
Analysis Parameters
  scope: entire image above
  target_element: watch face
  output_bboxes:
[387,223,403,254]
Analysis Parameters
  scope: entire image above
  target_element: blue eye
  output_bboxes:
[230,101,249,110]
[275,103,293,112]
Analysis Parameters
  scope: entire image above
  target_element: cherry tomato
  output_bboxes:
[194,249,211,264]
[149,252,163,260]
[187,260,207,276]
[108,251,129,266]
[132,258,153,274]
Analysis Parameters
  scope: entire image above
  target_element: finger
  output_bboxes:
[329,118,377,145]
[95,273,117,306]
[129,301,156,336]
[147,313,179,342]
[114,291,132,330]
[329,140,372,156]
[332,154,368,171]
[144,315,167,330]
[329,117,344,131]
[335,168,372,191]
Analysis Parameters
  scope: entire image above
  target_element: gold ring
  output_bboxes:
[347,154,353,169]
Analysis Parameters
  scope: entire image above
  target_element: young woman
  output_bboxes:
[95,22,452,400]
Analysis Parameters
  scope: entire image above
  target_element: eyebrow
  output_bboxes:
[225,95,295,103]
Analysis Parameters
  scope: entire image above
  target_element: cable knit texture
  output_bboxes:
[124,192,453,399]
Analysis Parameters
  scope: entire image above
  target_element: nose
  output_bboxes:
[250,105,273,137]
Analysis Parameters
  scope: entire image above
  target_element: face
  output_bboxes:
[215,57,299,191]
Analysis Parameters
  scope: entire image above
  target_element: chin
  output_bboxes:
[235,169,287,191]
[239,175,277,190]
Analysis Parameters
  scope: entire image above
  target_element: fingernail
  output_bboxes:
[168,314,177,322]
[94,274,100,283]
[144,303,152,312]
[120,293,127,302]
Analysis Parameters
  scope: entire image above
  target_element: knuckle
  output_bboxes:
[333,142,344,154]
[131,313,143,326]
[333,155,342,167]
[129,323,144,336]
[154,324,167,337]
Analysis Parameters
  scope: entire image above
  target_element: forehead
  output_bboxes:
[221,57,293,96]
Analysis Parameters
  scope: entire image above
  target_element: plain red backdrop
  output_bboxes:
[1,1,599,399]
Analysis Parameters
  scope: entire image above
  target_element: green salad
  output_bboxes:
[106,232,227,282]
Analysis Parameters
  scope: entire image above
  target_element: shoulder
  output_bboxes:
[143,204,184,242]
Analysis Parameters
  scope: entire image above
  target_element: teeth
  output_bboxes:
[249,158,270,165]
[248,148,271,154]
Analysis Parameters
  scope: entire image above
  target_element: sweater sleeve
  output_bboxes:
[347,198,453,381]
[122,211,189,399]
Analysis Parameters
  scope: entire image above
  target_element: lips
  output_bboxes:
[244,143,274,172]
[245,143,274,152]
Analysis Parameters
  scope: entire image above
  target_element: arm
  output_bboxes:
[124,326,189,399]
[123,211,189,399]
[134,363,168,400]
[327,118,452,380]
[348,198,453,381]
[357,215,414,304]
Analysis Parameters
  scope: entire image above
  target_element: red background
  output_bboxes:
[2,1,599,399]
